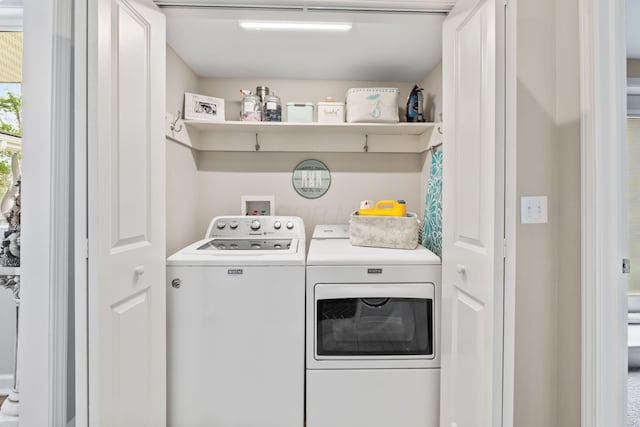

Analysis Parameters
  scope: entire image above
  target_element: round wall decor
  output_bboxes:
[292,159,331,199]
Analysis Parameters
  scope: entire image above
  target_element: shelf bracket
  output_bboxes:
[364,134,369,153]
[255,133,260,151]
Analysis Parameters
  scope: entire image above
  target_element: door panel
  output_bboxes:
[441,0,505,425]
[451,288,486,426]
[111,290,150,425]
[88,0,165,425]
[113,0,152,248]
[455,8,484,244]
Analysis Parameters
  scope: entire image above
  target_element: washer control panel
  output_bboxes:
[206,216,305,239]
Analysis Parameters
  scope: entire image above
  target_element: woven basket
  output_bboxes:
[349,212,420,250]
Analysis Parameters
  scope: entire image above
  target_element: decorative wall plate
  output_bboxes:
[292,159,331,199]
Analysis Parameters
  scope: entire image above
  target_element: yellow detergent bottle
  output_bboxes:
[358,199,407,216]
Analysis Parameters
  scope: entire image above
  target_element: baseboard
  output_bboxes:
[0,374,13,396]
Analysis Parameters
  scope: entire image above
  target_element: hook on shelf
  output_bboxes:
[364,134,369,153]
[437,125,443,135]
[170,111,183,133]
[430,141,443,155]
[255,133,261,151]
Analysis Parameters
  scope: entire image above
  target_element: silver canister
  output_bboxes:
[255,86,270,121]
[255,86,270,101]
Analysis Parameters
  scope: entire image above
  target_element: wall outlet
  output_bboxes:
[520,196,548,224]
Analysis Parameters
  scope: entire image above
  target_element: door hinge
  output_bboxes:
[623,258,631,274]
[83,238,89,259]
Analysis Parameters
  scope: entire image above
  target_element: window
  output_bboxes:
[0,31,22,227]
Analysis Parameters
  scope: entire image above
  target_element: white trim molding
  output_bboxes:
[21,0,75,425]
[73,0,88,423]
[580,0,628,426]
[50,0,74,424]
[502,0,517,425]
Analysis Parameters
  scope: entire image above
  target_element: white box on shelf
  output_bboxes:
[287,103,314,123]
[317,102,345,123]
[345,87,399,123]
[241,196,275,216]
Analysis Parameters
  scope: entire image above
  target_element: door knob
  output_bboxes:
[456,264,466,274]
[134,265,145,276]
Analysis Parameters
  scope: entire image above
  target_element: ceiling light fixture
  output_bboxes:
[239,20,352,32]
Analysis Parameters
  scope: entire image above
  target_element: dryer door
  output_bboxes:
[314,283,435,360]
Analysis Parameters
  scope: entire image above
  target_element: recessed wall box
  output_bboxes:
[241,195,275,216]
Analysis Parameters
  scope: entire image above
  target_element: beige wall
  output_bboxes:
[195,152,423,246]
[629,59,640,78]
[516,0,558,423]
[554,0,581,425]
[421,62,443,123]
[166,46,201,255]
[516,0,581,426]
[167,69,428,247]
[629,119,640,293]
[419,63,443,208]
[196,77,424,241]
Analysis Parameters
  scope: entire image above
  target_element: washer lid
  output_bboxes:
[312,224,350,239]
[167,238,305,266]
[307,237,441,266]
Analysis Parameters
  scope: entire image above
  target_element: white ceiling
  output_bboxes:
[164,8,445,81]
[629,0,640,58]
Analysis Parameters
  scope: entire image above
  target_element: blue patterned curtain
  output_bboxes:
[422,150,443,257]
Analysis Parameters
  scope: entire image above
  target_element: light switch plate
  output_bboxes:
[520,196,548,224]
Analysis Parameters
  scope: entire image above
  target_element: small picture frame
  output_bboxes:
[184,92,225,122]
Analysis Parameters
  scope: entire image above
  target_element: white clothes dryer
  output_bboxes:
[167,216,305,427]
[306,225,441,427]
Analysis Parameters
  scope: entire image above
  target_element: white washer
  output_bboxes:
[167,216,305,427]
[306,225,441,427]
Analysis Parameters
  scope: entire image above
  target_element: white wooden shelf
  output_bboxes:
[183,120,436,135]
[165,113,442,153]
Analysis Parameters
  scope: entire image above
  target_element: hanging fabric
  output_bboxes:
[421,150,443,257]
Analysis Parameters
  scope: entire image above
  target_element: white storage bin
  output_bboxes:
[287,103,314,123]
[317,101,345,123]
[346,87,400,123]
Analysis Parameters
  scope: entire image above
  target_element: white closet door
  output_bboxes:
[87,0,166,424]
[440,0,506,425]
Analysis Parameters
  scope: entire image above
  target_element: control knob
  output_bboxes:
[273,221,282,230]
[286,221,294,230]
[229,221,239,230]
[216,221,226,230]
[250,220,261,230]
